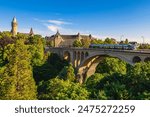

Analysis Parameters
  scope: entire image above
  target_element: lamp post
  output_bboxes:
[141,36,145,44]
[120,35,124,43]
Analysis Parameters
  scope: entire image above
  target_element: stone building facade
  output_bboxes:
[45,31,96,47]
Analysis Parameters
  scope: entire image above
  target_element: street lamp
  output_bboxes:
[141,36,145,44]
[120,35,124,42]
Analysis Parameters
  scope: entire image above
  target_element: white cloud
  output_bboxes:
[34,18,72,33]
[34,18,71,25]
[48,20,71,25]
[47,25,61,32]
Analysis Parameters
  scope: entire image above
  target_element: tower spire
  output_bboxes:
[77,32,81,40]
[56,30,60,35]
[12,16,17,23]
[29,27,34,36]
[11,17,18,36]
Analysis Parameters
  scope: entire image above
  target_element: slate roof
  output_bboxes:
[46,33,96,40]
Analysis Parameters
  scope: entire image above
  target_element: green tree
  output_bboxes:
[104,38,116,44]
[0,40,37,100]
[125,39,129,44]
[28,35,45,66]
[86,73,129,100]
[47,41,54,47]
[0,32,14,63]
[73,40,83,47]
[33,53,68,83]
[81,39,91,48]
[38,78,89,100]
[57,64,75,82]
[103,80,129,100]
[91,39,103,44]
[86,73,106,99]
[125,62,150,99]
[96,57,127,75]
[138,44,150,49]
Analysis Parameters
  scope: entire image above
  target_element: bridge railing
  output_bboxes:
[46,47,150,54]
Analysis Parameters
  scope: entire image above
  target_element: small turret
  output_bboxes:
[77,32,81,40]
[56,30,60,35]
[12,17,17,23]
[89,34,92,39]
[55,30,61,38]
[29,28,34,36]
[77,32,80,36]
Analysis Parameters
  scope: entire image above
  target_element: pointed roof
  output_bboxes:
[56,30,60,35]
[12,17,17,23]
[29,28,34,35]
[89,34,92,38]
[77,32,80,36]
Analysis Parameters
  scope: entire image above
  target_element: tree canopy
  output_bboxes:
[0,32,149,100]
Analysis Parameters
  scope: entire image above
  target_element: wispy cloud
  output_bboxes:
[34,18,71,25]
[34,18,72,33]
[33,18,45,23]
[47,25,61,32]
[33,18,102,39]
[48,20,71,25]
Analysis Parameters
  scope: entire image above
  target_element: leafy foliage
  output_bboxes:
[38,78,89,100]
[96,57,127,75]
[0,32,149,100]
[125,62,150,99]
[33,53,68,83]
[57,64,75,81]
[28,35,45,66]
[0,40,37,100]
[73,40,83,47]
[91,39,103,44]
[86,60,150,100]
[104,38,116,44]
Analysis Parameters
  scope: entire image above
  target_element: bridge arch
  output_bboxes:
[63,51,71,62]
[77,51,81,66]
[144,57,150,62]
[132,56,141,63]
[47,47,150,83]
[77,52,133,83]
[81,52,84,62]
[85,52,89,58]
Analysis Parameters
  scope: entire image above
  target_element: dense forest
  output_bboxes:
[0,32,149,100]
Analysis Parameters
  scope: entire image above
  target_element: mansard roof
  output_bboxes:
[46,33,96,40]
[60,35,78,39]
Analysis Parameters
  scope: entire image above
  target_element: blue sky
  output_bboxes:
[0,0,150,43]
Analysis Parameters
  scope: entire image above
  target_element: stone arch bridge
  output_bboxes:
[47,47,150,83]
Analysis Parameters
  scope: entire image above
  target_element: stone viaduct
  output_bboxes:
[47,47,150,83]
